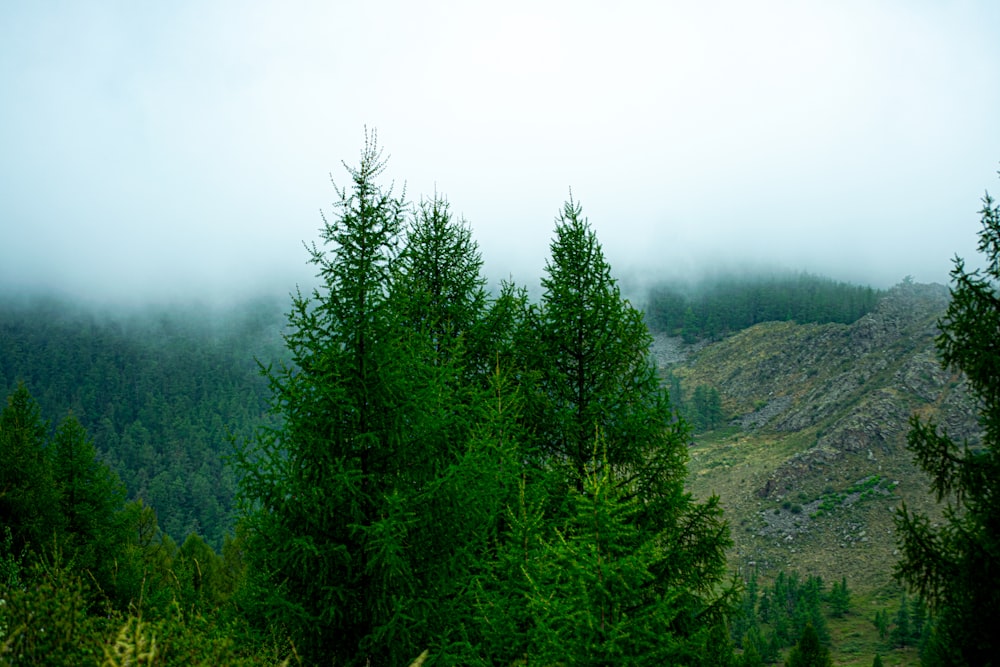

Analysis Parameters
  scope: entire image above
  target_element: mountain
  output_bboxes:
[0,295,287,548]
[659,280,978,593]
[2,280,975,597]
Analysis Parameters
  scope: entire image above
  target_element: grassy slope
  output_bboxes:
[665,283,968,665]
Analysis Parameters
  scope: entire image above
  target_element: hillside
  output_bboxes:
[661,281,978,594]
[0,295,286,548]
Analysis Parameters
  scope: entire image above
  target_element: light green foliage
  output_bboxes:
[895,177,1000,665]
[484,460,716,665]
[0,551,107,666]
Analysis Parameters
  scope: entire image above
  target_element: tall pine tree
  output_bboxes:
[509,196,734,662]
[238,130,413,664]
[0,383,60,555]
[894,177,1000,665]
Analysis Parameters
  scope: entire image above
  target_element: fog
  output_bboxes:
[2,1,999,307]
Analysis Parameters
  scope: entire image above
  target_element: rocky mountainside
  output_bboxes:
[660,281,979,592]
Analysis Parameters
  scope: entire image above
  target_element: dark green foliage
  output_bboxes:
[826,576,850,618]
[765,571,828,647]
[895,179,1000,665]
[3,137,748,663]
[519,197,734,658]
[730,569,843,661]
[731,572,759,648]
[238,174,735,663]
[738,640,765,667]
[239,132,410,664]
[51,411,127,590]
[662,373,727,434]
[528,196,691,490]
[873,609,889,640]
[237,133,513,665]
[889,592,912,649]
[702,620,736,667]
[0,298,283,548]
[785,623,832,667]
[646,272,883,341]
[0,383,60,555]
[872,655,883,667]
[478,458,731,666]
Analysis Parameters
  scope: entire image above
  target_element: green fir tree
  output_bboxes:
[895,174,1000,665]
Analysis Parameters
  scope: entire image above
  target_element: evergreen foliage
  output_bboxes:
[0,298,283,548]
[894,177,1000,665]
[646,273,882,341]
[0,383,62,555]
[514,196,735,661]
[664,373,726,433]
[730,569,843,662]
[785,622,832,667]
[826,576,850,618]
[889,592,912,649]
[237,153,734,663]
[2,136,752,664]
[238,131,419,664]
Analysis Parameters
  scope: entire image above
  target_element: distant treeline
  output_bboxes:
[0,295,286,548]
[645,272,884,341]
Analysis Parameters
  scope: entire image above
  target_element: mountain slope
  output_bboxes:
[661,281,978,592]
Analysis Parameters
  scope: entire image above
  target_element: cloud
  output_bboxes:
[1,0,998,305]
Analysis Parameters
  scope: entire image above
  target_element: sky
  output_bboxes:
[2,1,999,306]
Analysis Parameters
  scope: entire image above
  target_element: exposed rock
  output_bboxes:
[670,281,979,590]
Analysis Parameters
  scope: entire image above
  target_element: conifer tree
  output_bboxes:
[0,383,60,554]
[785,623,832,667]
[238,134,511,665]
[238,130,412,664]
[890,592,911,649]
[529,196,690,498]
[512,196,733,661]
[894,177,1000,665]
[50,411,126,586]
[827,576,850,618]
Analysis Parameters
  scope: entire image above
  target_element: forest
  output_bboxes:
[1,138,998,666]
[644,274,883,343]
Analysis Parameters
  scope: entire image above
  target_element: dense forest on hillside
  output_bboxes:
[2,139,997,665]
[645,273,884,342]
[0,296,286,548]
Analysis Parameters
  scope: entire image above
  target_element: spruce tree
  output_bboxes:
[827,576,850,618]
[890,592,912,649]
[238,131,413,664]
[785,623,832,667]
[894,177,1000,665]
[512,196,733,661]
[529,196,689,497]
[0,383,60,555]
[50,411,126,586]
[238,135,513,665]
